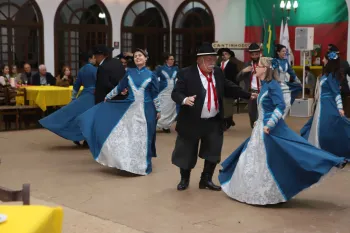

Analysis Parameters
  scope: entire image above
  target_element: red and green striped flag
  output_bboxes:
[245,0,348,64]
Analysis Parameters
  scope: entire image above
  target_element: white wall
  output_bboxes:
[34,0,246,72]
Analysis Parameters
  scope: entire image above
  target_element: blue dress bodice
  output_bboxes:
[106,66,160,111]
[155,65,179,92]
[258,80,286,129]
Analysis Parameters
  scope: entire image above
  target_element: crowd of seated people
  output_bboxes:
[0,63,73,89]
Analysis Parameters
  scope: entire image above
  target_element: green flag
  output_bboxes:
[263,18,276,57]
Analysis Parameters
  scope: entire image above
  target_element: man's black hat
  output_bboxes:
[217,48,235,57]
[196,42,217,57]
[92,44,114,55]
[248,43,261,52]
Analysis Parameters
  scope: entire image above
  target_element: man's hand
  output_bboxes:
[184,95,196,106]
[242,66,253,73]
[339,109,345,117]
[263,126,270,134]
[121,88,128,95]
[250,93,258,100]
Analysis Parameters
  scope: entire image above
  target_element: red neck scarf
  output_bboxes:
[250,62,260,92]
[199,67,218,112]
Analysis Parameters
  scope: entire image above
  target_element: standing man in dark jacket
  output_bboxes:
[217,48,239,130]
[171,43,257,191]
[93,44,126,104]
[236,43,261,128]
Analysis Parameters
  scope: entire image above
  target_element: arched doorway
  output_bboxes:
[0,0,44,70]
[121,0,170,69]
[54,0,112,76]
[172,0,215,67]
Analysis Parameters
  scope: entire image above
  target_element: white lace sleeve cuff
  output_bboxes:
[266,107,283,129]
[153,97,161,112]
[106,86,119,99]
[336,94,343,110]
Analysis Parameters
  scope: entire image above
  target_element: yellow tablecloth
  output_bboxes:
[0,205,63,233]
[16,86,82,111]
[293,66,323,80]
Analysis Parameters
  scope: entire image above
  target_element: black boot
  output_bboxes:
[83,140,89,148]
[199,160,221,191]
[177,168,190,191]
[73,141,81,146]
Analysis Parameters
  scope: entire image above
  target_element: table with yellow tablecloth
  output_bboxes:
[0,205,63,233]
[16,86,83,111]
[293,66,323,80]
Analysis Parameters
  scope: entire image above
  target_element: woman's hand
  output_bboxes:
[121,88,128,95]
[339,109,345,117]
[263,126,270,134]
[156,112,161,120]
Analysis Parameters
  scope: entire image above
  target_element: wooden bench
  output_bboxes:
[0,184,30,205]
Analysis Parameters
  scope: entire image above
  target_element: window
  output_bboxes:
[121,0,170,69]
[172,1,215,67]
[54,0,112,76]
[0,0,43,70]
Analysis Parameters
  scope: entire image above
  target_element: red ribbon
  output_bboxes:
[199,68,218,112]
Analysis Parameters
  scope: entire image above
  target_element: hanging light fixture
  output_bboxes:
[98,12,106,19]
[280,0,298,15]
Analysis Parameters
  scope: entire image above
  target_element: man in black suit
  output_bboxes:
[236,43,261,128]
[218,48,239,130]
[93,44,126,104]
[31,64,56,86]
[171,43,257,191]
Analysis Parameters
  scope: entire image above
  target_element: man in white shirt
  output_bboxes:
[171,42,257,191]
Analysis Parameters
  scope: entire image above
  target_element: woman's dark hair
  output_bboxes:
[323,51,342,81]
[274,44,286,58]
[2,64,9,71]
[163,52,174,62]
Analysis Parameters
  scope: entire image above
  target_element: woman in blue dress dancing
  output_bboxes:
[273,44,302,118]
[39,52,97,146]
[219,57,346,205]
[301,51,350,159]
[155,53,178,133]
[78,49,160,175]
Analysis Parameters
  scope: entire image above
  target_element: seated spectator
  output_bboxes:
[0,65,14,87]
[32,64,55,86]
[20,63,35,85]
[11,65,22,85]
[56,66,73,87]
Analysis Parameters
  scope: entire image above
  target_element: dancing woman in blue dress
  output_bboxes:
[273,44,302,118]
[39,52,97,145]
[78,49,160,175]
[219,57,346,205]
[301,51,350,159]
[155,53,178,133]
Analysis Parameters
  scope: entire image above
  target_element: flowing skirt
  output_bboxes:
[301,96,350,159]
[157,87,177,129]
[39,89,95,141]
[77,99,157,175]
[219,119,345,205]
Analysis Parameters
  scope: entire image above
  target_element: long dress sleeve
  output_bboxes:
[266,80,286,130]
[150,73,161,112]
[105,72,129,100]
[72,70,83,99]
[327,75,343,110]
[155,66,166,93]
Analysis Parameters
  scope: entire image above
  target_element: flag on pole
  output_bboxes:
[280,20,294,65]
[279,19,284,44]
[262,8,276,57]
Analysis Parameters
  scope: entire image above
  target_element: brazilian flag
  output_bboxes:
[263,17,276,57]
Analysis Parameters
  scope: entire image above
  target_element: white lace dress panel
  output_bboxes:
[221,91,286,205]
[157,70,177,129]
[97,76,151,175]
